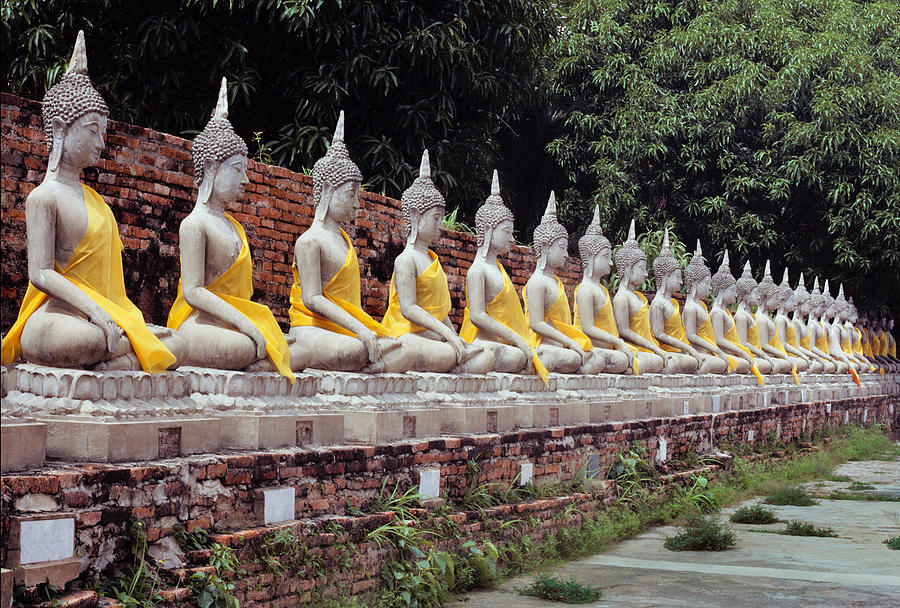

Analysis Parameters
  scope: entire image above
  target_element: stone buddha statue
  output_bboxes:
[459,171,546,381]
[647,231,702,373]
[1,31,186,372]
[707,251,764,384]
[874,317,899,371]
[732,262,780,374]
[380,151,494,373]
[165,79,297,379]
[831,285,866,372]
[807,278,848,373]
[610,220,668,373]
[773,269,814,373]
[844,298,868,367]
[884,318,899,369]
[791,274,834,373]
[288,113,412,373]
[572,206,633,374]
[522,193,604,374]
[753,261,798,378]
[681,240,739,374]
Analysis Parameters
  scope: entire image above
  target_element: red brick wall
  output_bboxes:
[1,395,896,599]
[1,93,584,333]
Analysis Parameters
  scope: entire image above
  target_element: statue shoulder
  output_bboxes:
[25,181,63,211]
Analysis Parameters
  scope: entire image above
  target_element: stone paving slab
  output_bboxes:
[451,456,900,608]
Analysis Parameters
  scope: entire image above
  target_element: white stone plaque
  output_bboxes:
[747,429,755,442]
[657,437,668,463]
[844,410,849,424]
[711,395,721,413]
[683,400,690,415]
[418,468,440,500]
[20,518,75,564]
[520,462,533,486]
[262,487,295,525]
[801,390,808,402]
[826,403,832,414]
[862,408,868,423]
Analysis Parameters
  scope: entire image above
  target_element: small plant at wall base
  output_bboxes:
[730,504,779,524]
[664,515,737,551]
[764,486,817,506]
[884,536,900,550]
[780,521,839,538]
[518,574,602,604]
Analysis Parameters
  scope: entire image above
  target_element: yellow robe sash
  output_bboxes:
[659,299,689,353]
[767,326,799,384]
[891,339,897,358]
[862,327,874,357]
[746,316,762,349]
[623,292,660,354]
[1,185,175,373]
[852,327,863,356]
[785,323,799,349]
[167,214,294,381]
[722,309,764,385]
[460,262,549,383]
[381,250,452,337]
[523,276,592,351]
[800,324,812,350]
[289,229,390,338]
[574,283,640,374]
[695,301,738,372]
[876,332,887,356]
[815,322,831,355]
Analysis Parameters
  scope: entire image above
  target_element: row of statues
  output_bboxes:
[1,33,898,386]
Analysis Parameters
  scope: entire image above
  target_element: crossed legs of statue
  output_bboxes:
[397,333,495,374]
[697,353,728,374]
[175,314,269,371]
[536,345,605,375]
[470,338,528,374]
[20,301,187,370]
[769,357,793,374]
[664,352,699,374]
[634,351,665,374]
[288,326,412,373]
[590,347,630,374]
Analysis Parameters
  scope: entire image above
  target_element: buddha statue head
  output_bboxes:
[792,273,811,317]
[652,229,681,296]
[809,277,826,318]
[312,111,363,223]
[192,78,249,206]
[834,284,849,323]
[474,170,515,256]
[735,261,760,307]
[822,279,837,320]
[684,240,711,299]
[777,268,794,313]
[43,30,110,174]
[614,219,647,289]
[847,297,859,324]
[710,249,737,304]
[756,260,781,311]
[532,191,568,271]
[578,205,612,278]
[401,150,445,246]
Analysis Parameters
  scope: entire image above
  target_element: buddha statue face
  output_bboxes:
[658,268,682,295]
[488,219,514,255]
[590,248,612,278]
[207,154,249,205]
[409,205,445,246]
[578,205,612,279]
[745,286,760,308]
[626,258,648,288]
[693,275,711,299]
[717,283,737,306]
[765,288,783,312]
[322,180,362,223]
[544,237,568,270]
[53,111,107,171]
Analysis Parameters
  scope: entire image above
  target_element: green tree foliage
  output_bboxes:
[1,0,556,219]
[548,0,900,313]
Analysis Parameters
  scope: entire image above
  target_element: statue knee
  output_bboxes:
[460,349,495,374]
[756,359,772,374]
[21,314,106,368]
[794,358,808,372]
[606,351,630,374]
[735,359,751,374]
[702,356,727,374]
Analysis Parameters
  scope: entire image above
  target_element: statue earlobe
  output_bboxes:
[48,117,66,173]
[197,160,217,206]
[315,182,334,222]
[477,226,493,259]
[407,207,420,245]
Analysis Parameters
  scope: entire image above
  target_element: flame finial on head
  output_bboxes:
[311,110,363,207]
[684,238,710,291]
[652,227,680,284]
[68,30,88,75]
[614,217,645,276]
[736,260,757,302]
[710,248,735,295]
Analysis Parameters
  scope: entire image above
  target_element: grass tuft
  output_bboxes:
[518,574,602,604]
[730,504,779,524]
[764,485,817,506]
[884,536,900,550]
[780,521,839,537]
[664,515,736,551]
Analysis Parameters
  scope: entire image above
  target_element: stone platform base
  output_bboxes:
[1,363,898,469]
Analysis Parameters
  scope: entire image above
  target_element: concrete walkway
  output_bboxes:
[451,458,900,608]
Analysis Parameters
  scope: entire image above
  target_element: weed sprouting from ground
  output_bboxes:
[518,574,602,604]
[664,515,736,551]
[883,536,900,550]
[780,521,839,537]
[730,504,779,524]
[764,486,817,506]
